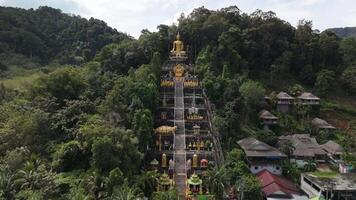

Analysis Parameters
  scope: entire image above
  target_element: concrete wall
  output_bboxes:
[300,174,321,198]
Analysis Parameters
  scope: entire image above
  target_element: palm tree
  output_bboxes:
[135,170,158,197]
[0,169,16,199]
[203,167,228,199]
[111,180,142,200]
[280,140,295,159]
[151,188,178,200]
[85,171,107,199]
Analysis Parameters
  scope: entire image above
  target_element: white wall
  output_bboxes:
[300,175,321,198]
[250,164,283,175]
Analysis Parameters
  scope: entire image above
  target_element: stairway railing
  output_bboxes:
[202,89,225,167]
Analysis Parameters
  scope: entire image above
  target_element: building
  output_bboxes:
[298,92,320,105]
[278,134,327,167]
[301,173,356,200]
[238,137,287,175]
[312,118,336,131]
[321,140,343,161]
[257,170,308,200]
[260,110,278,126]
[276,92,294,113]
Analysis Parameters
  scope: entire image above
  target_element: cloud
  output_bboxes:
[1,0,356,37]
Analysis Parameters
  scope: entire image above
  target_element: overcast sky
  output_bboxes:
[1,0,355,38]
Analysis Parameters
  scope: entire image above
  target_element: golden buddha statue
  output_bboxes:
[170,32,186,56]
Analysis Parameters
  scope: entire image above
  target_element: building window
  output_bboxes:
[254,166,259,170]
[276,166,280,170]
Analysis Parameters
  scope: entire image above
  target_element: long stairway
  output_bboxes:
[174,78,187,198]
[154,34,224,199]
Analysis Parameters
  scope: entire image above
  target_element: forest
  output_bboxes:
[0,5,355,200]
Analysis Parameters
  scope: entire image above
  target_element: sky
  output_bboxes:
[1,0,356,38]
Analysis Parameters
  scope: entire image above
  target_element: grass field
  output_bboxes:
[311,171,338,178]
[0,72,42,90]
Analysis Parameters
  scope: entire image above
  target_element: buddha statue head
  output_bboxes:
[176,32,181,40]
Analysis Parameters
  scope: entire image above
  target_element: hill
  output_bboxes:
[0,6,130,66]
[328,27,356,38]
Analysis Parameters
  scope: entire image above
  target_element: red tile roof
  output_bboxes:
[257,170,302,198]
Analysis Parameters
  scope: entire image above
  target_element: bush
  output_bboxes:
[52,141,88,171]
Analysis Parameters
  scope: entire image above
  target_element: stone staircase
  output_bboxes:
[174,79,187,198]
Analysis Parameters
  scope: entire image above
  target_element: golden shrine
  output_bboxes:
[157,172,173,191]
[187,173,203,195]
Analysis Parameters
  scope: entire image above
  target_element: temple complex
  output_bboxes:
[152,33,224,199]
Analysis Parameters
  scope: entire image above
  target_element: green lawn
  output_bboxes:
[311,171,338,178]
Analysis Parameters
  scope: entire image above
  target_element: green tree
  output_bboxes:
[341,65,356,94]
[239,80,265,108]
[313,69,335,96]
[150,52,162,79]
[239,175,262,200]
[239,80,265,122]
[52,141,88,172]
[91,136,119,172]
[31,67,87,104]
[339,38,356,67]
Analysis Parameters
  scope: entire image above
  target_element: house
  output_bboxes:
[312,118,336,131]
[238,137,287,175]
[276,92,294,113]
[298,92,320,105]
[278,134,327,167]
[301,173,356,199]
[321,140,343,161]
[257,170,308,200]
[260,110,278,126]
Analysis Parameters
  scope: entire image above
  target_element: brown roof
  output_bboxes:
[238,137,286,158]
[259,110,278,120]
[312,118,335,129]
[277,92,294,100]
[322,140,343,155]
[298,92,320,100]
[278,134,326,157]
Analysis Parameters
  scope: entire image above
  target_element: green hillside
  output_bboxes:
[0,6,130,66]
[329,27,356,39]
[0,5,355,200]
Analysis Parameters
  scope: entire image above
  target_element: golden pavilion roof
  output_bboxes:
[187,173,202,186]
[154,125,177,134]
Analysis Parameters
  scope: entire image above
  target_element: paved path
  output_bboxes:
[174,79,187,198]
